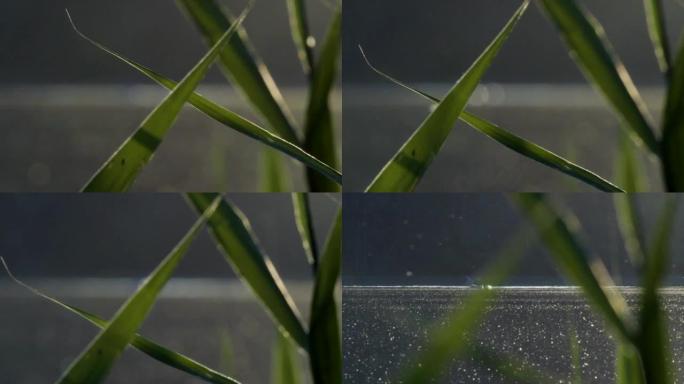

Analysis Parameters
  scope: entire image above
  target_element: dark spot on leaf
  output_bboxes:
[411,149,416,157]
[121,158,126,165]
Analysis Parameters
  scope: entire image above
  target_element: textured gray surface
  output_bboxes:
[343,286,684,384]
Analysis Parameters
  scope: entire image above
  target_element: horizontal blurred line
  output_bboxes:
[0,278,312,301]
[344,83,665,109]
[0,84,339,110]
[343,285,684,294]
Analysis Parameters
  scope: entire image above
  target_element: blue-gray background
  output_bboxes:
[0,0,332,85]
[343,0,684,85]
[0,193,338,278]
[343,194,684,285]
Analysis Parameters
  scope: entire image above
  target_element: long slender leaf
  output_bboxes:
[291,192,319,271]
[303,7,341,192]
[68,18,342,186]
[56,196,221,383]
[177,0,299,143]
[642,0,672,78]
[569,326,582,384]
[538,0,658,155]
[367,1,529,192]
[359,47,623,192]
[637,197,678,384]
[400,226,531,384]
[286,0,315,76]
[260,148,291,192]
[1,259,241,384]
[661,37,684,191]
[186,193,308,350]
[514,194,635,342]
[613,194,647,269]
[309,209,341,384]
[272,332,301,384]
[80,6,250,192]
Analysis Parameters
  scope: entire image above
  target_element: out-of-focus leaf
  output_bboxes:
[260,148,291,192]
[615,342,645,384]
[359,47,623,192]
[303,7,341,192]
[56,197,221,383]
[661,37,684,191]
[514,194,635,342]
[538,0,658,155]
[569,326,582,384]
[286,0,315,75]
[291,192,319,270]
[1,258,241,384]
[272,331,301,384]
[309,209,341,384]
[80,6,250,192]
[642,0,672,77]
[614,131,647,193]
[177,0,299,144]
[186,193,308,350]
[613,193,646,268]
[400,226,532,384]
[638,197,678,384]
[68,17,342,186]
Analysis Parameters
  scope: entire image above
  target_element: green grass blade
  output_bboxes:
[1,259,241,384]
[72,34,339,187]
[366,1,528,191]
[272,332,301,384]
[615,342,646,384]
[260,148,291,192]
[56,197,221,383]
[303,7,341,192]
[642,0,672,78]
[186,193,308,350]
[80,6,250,192]
[637,197,678,384]
[613,194,647,269]
[177,0,299,144]
[309,209,341,384]
[400,227,531,384]
[514,194,635,342]
[538,0,658,155]
[286,0,315,75]
[460,110,623,192]
[359,47,623,192]
[614,131,647,193]
[569,327,582,384]
[661,37,684,191]
[291,192,319,271]
[68,16,341,187]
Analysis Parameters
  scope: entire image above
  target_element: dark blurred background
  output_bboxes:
[0,0,332,85]
[0,193,338,277]
[343,193,684,285]
[343,0,684,85]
